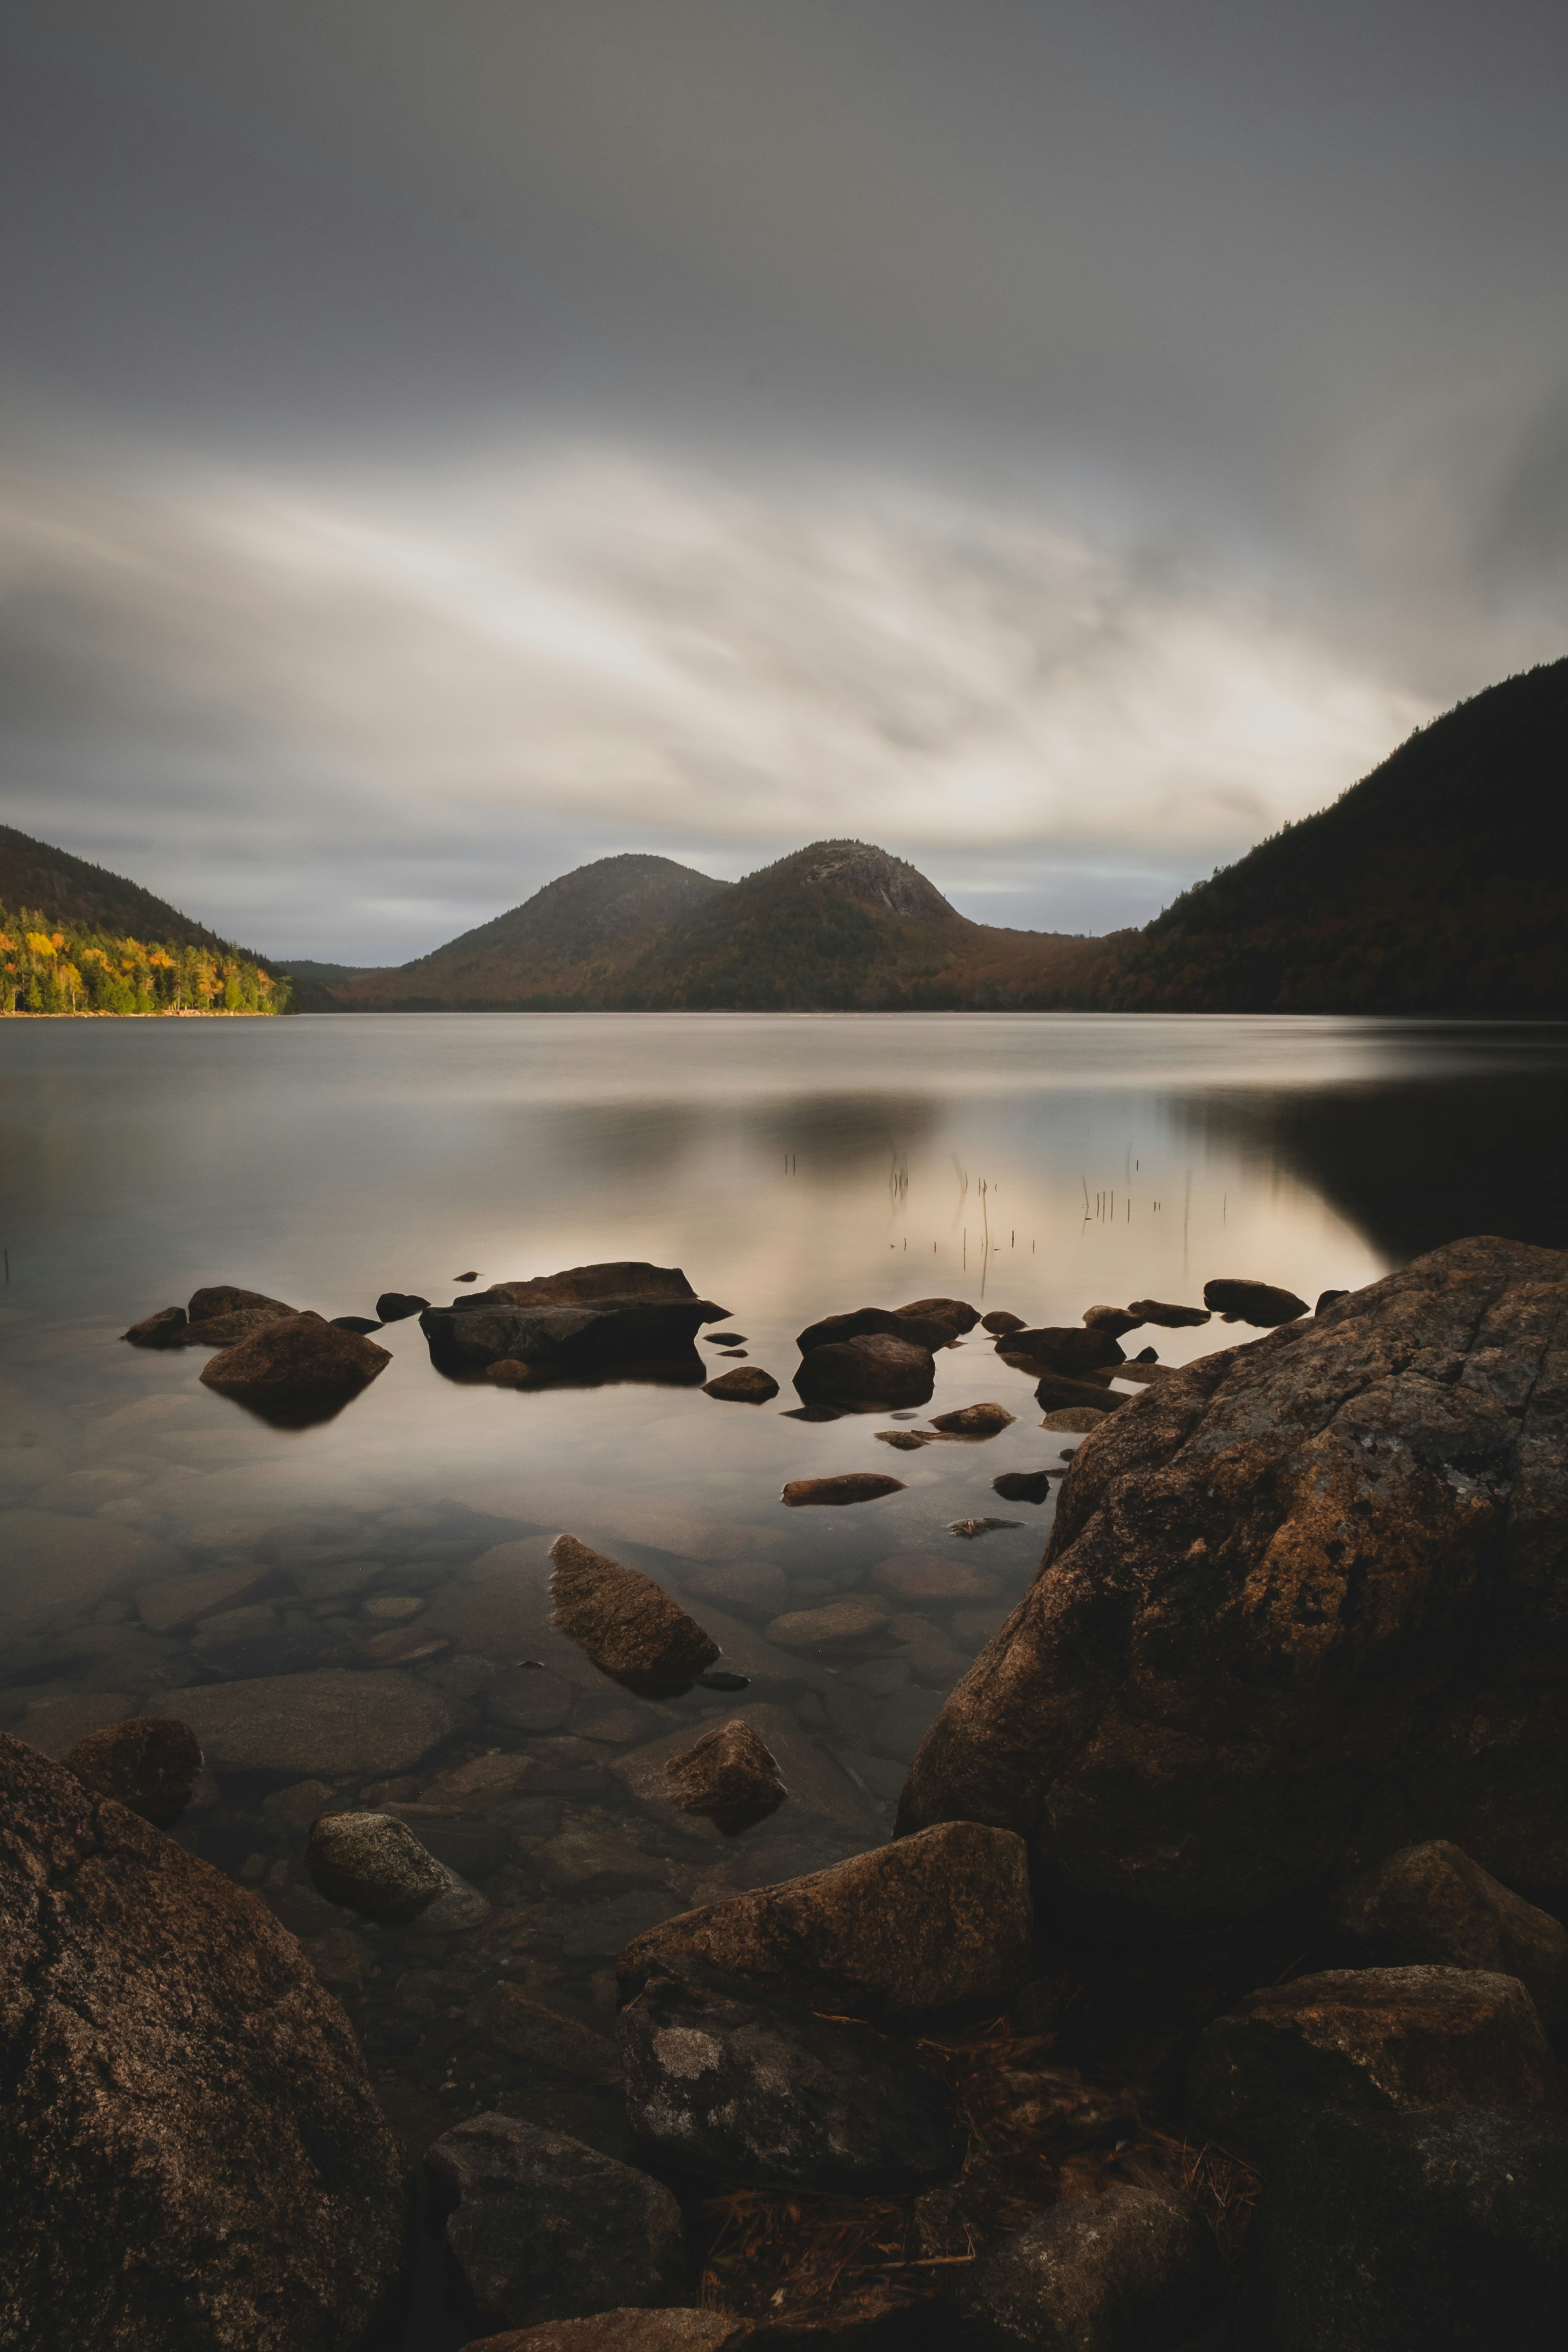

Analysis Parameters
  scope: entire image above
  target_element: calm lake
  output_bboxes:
[2,1011,1564,2333]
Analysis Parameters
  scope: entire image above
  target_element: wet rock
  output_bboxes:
[423,1264,725,1374]
[0,1731,407,2350]
[992,1470,1054,1504]
[872,1553,1002,1603]
[875,1428,933,1450]
[122,1305,188,1347]
[329,1314,383,1334]
[620,1960,958,2188]
[421,1872,494,1932]
[780,1472,907,1507]
[894,1296,980,1338]
[948,1516,1022,1539]
[981,1309,1027,1333]
[188,1283,297,1321]
[292,1552,387,1600]
[1039,1406,1110,1433]
[793,1334,935,1408]
[766,1597,891,1647]
[1329,1842,1568,2033]
[186,1306,303,1346]
[612,1704,878,1844]
[1132,1346,1159,1364]
[376,1290,429,1320]
[1082,1304,1145,1336]
[703,1366,780,1402]
[200,1312,391,1400]
[942,2180,1223,2352]
[61,1716,202,1826]
[664,1719,788,1834]
[423,1752,539,1809]
[486,1358,541,1385]
[426,2112,686,2331]
[134,1563,278,1633]
[468,1984,624,2087]
[176,1667,456,1775]
[795,1305,950,1356]
[1189,1965,1559,2157]
[707,1331,748,1344]
[1315,1288,1350,1314]
[487,1667,573,1732]
[1248,2103,1568,2352]
[1125,1298,1211,1327]
[999,1325,1126,1374]
[455,2314,752,2352]
[898,1237,1568,1928]
[550,1531,720,1695]
[1031,1369,1127,1412]
[1202,1275,1309,1325]
[928,1401,1016,1437]
[306,1808,451,1921]
[619,1819,1032,2021]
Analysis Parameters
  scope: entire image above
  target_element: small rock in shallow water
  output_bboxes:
[664,1719,787,1834]
[467,1983,623,2087]
[684,1560,790,1615]
[793,1333,935,1408]
[200,1313,390,1401]
[765,1596,891,1647]
[780,1472,906,1508]
[455,2314,752,2350]
[992,1470,1055,1504]
[121,1305,188,1348]
[364,1592,425,1621]
[361,1623,453,1665]
[702,1365,779,1402]
[1125,1297,1211,1327]
[1082,1304,1145,1335]
[948,1517,1023,1539]
[980,1308,1026,1334]
[426,2114,685,2332]
[620,1959,959,2188]
[61,1717,201,1827]
[550,1531,719,1695]
[375,1290,429,1321]
[328,1314,382,1333]
[306,1808,451,1921]
[1040,1406,1109,1432]
[706,1332,747,1345]
[874,1428,933,1450]
[927,1400,1016,1437]
[1202,1275,1309,1325]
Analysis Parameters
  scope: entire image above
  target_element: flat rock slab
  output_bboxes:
[620,1961,958,2187]
[780,1474,906,1508]
[0,1731,407,2349]
[175,1668,456,1776]
[1190,1965,1560,2157]
[427,2113,684,2331]
[766,1597,892,1647]
[898,1237,1568,1926]
[618,1818,1032,2021]
[1126,1298,1211,1327]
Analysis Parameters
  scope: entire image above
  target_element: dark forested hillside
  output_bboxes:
[1093,659,1568,1014]
[0,824,269,962]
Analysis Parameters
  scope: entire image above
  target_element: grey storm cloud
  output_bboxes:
[3,1,1568,957]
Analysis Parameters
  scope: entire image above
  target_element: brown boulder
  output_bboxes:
[780,1473,907,1507]
[0,1731,407,2349]
[199,1312,390,1397]
[894,1295,980,1336]
[998,1325,1125,1374]
[61,1716,201,1826]
[928,1401,1016,1437]
[617,1819,1033,2020]
[187,1306,301,1345]
[795,1304,955,1355]
[1330,1841,1568,2032]
[981,1309,1026,1333]
[550,1532,719,1695]
[188,1283,298,1320]
[1191,1966,1559,2158]
[1203,1276,1308,1325]
[793,1334,935,1407]
[1029,1369,1127,1411]
[702,1366,780,1402]
[898,1238,1568,1927]
[1126,1298,1211,1327]
[664,1719,788,1834]
[122,1305,187,1347]
[1083,1304,1145,1336]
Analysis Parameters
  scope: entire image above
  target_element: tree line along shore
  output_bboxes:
[0,904,289,1017]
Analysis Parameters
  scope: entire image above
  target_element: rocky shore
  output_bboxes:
[4,1236,1567,2348]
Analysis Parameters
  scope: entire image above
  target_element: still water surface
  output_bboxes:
[0,1012,1563,2326]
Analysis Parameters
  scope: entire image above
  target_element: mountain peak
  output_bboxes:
[764,839,958,923]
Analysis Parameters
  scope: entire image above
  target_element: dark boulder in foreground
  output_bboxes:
[61,1715,201,1826]
[941,2180,1223,2352]
[200,1312,391,1399]
[664,1719,787,1834]
[1329,1841,1568,2031]
[426,2114,684,2332]
[780,1471,907,1506]
[0,1730,408,2351]
[618,1820,1032,2020]
[1189,1965,1559,2158]
[620,1960,958,2188]
[897,1238,1568,1928]
[1203,1274,1309,1325]
[793,1334,935,1406]
[550,1530,719,1695]
[1247,2105,1568,2352]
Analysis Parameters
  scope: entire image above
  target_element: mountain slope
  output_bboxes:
[0,825,270,962]
[324,853,730,1009]
[1096,659,1568,1014]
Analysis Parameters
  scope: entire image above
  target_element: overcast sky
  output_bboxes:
[4,1,1568,960]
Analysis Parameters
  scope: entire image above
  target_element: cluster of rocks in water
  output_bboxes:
[11,1234,1564,2347]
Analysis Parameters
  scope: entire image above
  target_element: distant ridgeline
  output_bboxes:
[0,906,288,1016]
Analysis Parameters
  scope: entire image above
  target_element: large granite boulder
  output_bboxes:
[617,1820,1032,2020]
[620,1961,958,2188]
[1247,2105,1568,2351]
[0,1731,407,2349]
[1189,1966,1560,2158]
[199,1313,390,1400]
[421,1262,726,1374]
[897,1238,1568,1929]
